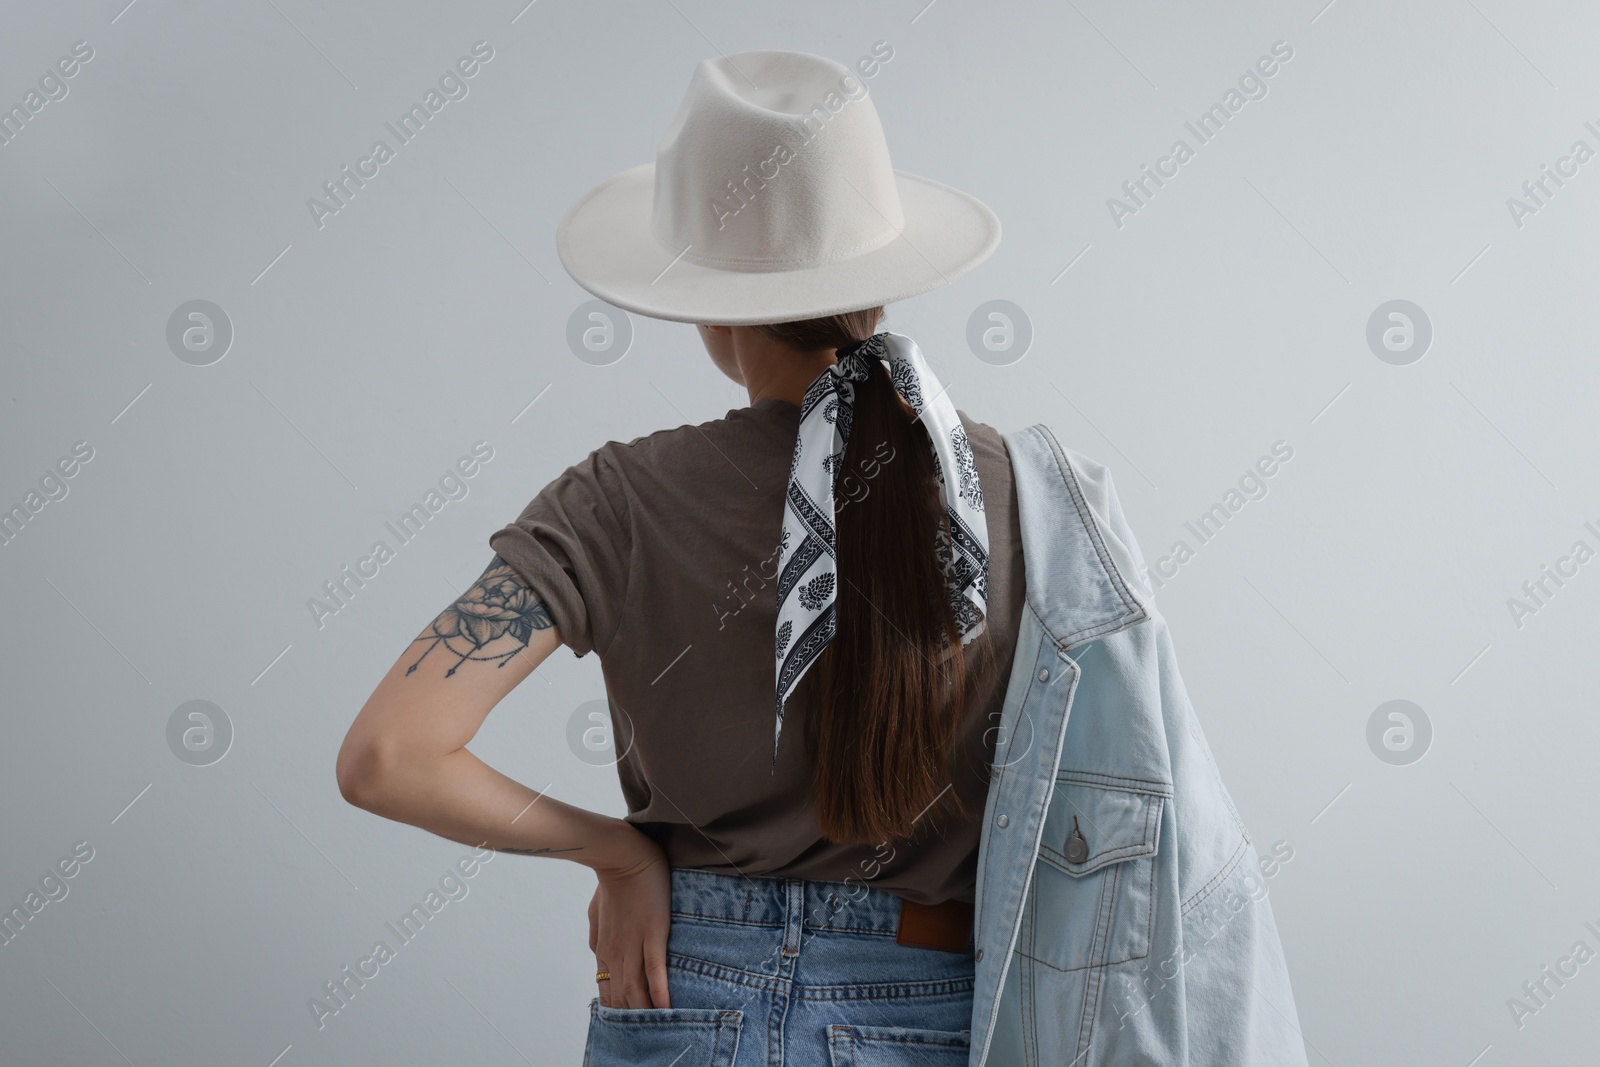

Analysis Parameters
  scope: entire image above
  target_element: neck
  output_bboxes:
[736,333,843,408]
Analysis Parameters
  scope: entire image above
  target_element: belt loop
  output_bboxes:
[782,879,805,957]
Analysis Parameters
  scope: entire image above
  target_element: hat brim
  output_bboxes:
[555,163,1001,326]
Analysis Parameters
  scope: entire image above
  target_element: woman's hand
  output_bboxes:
[588,823,673,1009]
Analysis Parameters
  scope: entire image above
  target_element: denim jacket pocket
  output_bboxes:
[1018,776,1165,973]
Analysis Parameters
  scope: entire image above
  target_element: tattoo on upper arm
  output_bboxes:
[405,555,555,678]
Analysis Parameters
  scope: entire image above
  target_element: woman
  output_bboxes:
[338,47,1006,1063]
[337,48,1306,1067]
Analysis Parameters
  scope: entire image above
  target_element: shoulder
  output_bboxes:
[575,401,794,486]
[604,405,755,457]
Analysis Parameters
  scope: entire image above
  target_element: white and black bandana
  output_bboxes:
[770,331,989,768]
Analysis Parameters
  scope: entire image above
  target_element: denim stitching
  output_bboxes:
[670,909,785,928]
[975,620,1043,929]
[1020,951,1038,1067]
[1098,863,1119,968]
[1027,425,1146,642]
[656,875,978,1063]
[1079,957,1104,1063]
[1054,770,1174,796]
[807,923,898,936]
[830,1026,972,1047]
[669,910,900,937]
[1036,787,1161,874]
[1016,853,1156,974]
[795,974,977,1001]
[667,952,782,991]
[971,617,1080,1067]
[1180,832,1250,917]
[717,1013,740,1067]
[1037,840,1155,875]
[1073,865,1115,1056]
[1141,804,1161,958]
[590,1006,743,1027]
[1041,425,1147,632]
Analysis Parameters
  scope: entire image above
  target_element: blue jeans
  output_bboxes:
[582,867,976,1066]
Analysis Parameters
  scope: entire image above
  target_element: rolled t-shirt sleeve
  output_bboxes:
[488,444,631,658]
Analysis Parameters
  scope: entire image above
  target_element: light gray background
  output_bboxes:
[2,0,1596,1063]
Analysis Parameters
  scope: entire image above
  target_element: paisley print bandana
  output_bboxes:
[770,330,989,768]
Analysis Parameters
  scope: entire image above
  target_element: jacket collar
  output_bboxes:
[1001,423,1151,650]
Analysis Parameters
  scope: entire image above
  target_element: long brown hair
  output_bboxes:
[752,309,996,845]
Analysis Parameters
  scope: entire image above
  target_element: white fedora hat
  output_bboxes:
[555,49,1001,326]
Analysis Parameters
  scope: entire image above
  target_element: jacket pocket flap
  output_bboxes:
[1037,778,1163,877]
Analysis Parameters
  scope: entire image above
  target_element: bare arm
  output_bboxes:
[337,554,674,1008]
[335,555,638,871]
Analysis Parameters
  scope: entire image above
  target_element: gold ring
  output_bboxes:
[595,969,611,982]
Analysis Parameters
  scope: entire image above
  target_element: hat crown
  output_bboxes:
[651,51,905,272]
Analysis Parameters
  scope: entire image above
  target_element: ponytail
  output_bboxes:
[752,311,996,845]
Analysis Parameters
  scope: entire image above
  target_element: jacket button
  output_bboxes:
[1068,825,1094,870]
[996,813,1009,828]
[1038,668,1050,682]
[974,948,984,962]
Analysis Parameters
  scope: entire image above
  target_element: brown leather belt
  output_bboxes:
[895,896,974,953]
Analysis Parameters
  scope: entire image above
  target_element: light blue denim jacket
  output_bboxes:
[969,424,1308,1067]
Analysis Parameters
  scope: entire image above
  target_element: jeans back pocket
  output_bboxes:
[826,1023,971,1066]
[583,999,742,1067]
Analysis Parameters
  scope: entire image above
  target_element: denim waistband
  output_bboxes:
[668,866,909,938]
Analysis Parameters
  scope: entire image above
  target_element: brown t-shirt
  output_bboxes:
[488,396,1024,904]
